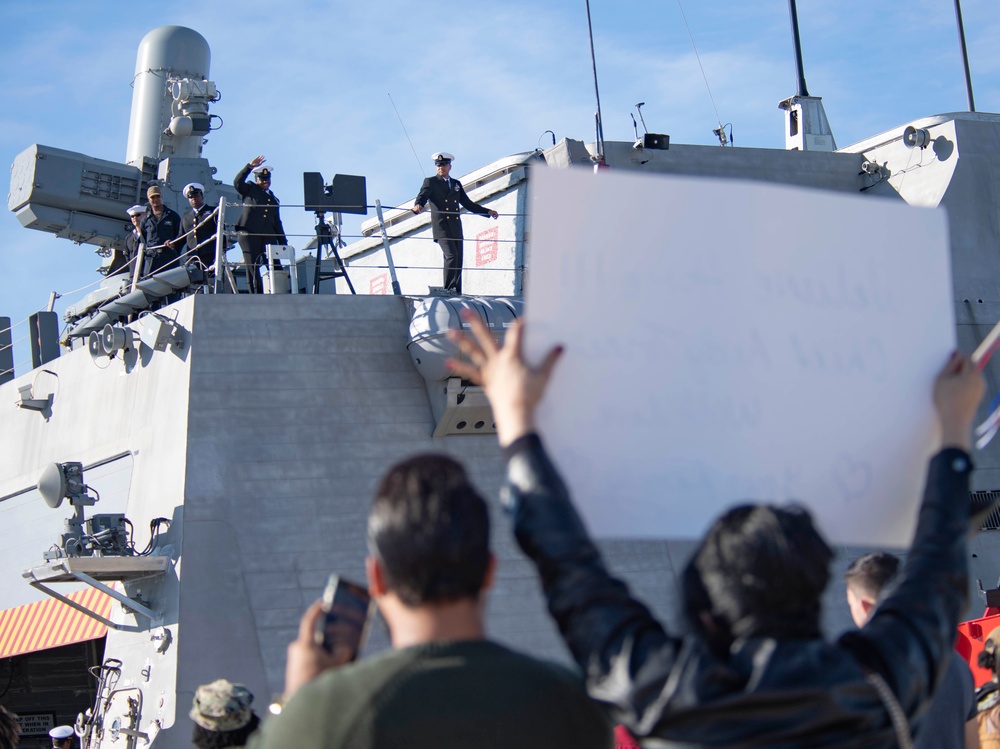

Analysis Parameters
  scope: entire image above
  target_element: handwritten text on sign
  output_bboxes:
[525,168,953,547]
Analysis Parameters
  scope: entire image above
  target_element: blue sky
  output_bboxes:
[1,0,995,375]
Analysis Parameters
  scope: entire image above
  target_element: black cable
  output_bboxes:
[0,658,14,699]
[123,517,137,555]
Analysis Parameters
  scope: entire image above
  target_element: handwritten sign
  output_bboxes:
[525,167,954,546]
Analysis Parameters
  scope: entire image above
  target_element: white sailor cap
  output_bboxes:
[432,152,454,165]
[126,204,145,217]
[183,182,205,197]
[252,166,273,178]
[49,725,75,739]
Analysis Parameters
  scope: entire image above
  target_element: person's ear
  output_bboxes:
[860,598,874,617]
[481,554,497,592]
[366,556,388,597]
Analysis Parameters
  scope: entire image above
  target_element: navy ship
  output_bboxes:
[2,21,999,749]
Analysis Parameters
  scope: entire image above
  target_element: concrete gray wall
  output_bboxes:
[178,294,567,705]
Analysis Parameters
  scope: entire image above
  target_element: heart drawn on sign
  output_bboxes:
[831,453,873,503]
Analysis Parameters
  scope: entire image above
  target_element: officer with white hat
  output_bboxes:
[49,725,75,748]
[411,151,498,294]
[180,182,219,267]
[104,204,147,277]
[234,155,287,293]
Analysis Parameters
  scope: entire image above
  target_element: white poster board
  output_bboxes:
[525,167,954,547]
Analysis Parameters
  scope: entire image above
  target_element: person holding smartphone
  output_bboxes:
[250,455,611,749]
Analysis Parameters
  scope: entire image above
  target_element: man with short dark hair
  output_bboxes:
[845,551,978,748]
[141,184,182,276]
[0,705,18,749]
[448,313,985,748]
[249,454,611,749]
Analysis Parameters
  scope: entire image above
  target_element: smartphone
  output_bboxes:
[314,574,374,661]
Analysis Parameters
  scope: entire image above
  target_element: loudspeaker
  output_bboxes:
[902,126,931,149]
[100,324,133,354]
[88,331,106,362]
[643,133,670,150]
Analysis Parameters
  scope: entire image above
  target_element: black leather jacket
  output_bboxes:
[503,434,972,748]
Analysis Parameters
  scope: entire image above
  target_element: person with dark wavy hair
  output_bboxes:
[448,311,984,749]
[249,454,610,749]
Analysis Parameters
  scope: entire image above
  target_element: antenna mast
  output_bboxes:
[953,0,976,112]
[777,0,836,152]
[786,0,809,97]
[584,0,606,165]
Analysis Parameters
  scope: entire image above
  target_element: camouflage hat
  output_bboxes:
[189,679,254,732]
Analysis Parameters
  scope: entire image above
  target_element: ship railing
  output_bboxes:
[0,315,31,385]
[2,196,526,381]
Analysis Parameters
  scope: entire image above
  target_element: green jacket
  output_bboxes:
[249,639,611,748]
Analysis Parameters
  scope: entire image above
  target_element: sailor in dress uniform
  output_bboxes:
[412,152,498,295]
[234,155,287,294]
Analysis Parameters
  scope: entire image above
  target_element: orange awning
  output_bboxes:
[0,588,113,658]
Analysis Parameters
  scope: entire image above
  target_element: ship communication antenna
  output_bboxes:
[778,0,837,151]
[629,103,670,152]
[584,0,606,165]
[675,0,730,146]
[388,93,427,178]
[36,462,126,559]
[635,102,648,134]
[953,0,976,112]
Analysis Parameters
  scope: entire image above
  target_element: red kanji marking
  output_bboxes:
[476,227,499,267]
[370,274,388,295]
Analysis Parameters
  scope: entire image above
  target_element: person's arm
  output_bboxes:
[235,155,264,196]
[164,208,184,250]
[446,313,678,718]
[966,715,981,749]
[841,353,983,719]
[412,178,432,213]
[456,183,498,218]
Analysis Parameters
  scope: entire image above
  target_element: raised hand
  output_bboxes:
[284,600,353,699]
[446,311,562,447]
[934,351,985,451]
